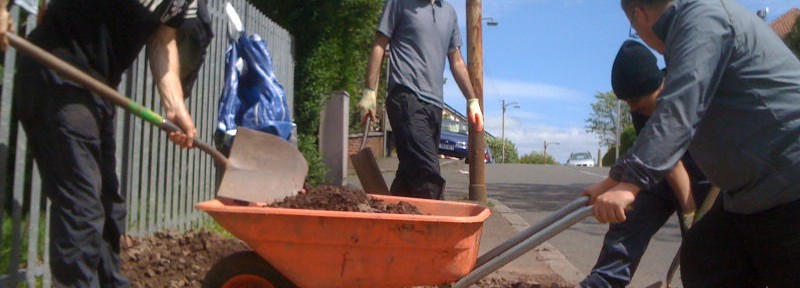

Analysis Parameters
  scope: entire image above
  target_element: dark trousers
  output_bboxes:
[581,182,710,288]
[17,76,129,287]
[681,197,800,288]
[580,186,677,288]
[385,86,445,199]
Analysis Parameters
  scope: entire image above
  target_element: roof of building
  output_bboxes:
[770,8,800,39]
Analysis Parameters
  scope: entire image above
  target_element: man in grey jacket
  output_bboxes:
[586,0,800,286]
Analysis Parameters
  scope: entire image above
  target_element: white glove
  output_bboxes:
[468,98,484,132]
[358,88,377,123]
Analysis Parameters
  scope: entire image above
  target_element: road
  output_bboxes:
[441,162,684,288]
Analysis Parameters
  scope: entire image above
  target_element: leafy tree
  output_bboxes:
[602,125,637,166]
[786,15,800,58]
[250,0,383,184]
[486,137,518,163]
[585,92,632,149]
[518,152,557,165]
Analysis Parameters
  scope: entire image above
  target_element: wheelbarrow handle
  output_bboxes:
[475,196,590,267]
[452,200,593,288]
[7,33,228,167]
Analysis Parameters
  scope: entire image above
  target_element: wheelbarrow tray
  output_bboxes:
[196,195,491,288]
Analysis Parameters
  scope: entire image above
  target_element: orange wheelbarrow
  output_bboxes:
[196,196,592,288]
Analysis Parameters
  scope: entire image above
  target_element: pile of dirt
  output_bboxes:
[120,230,248,288]
[267,185,423,214]
[477,276,574,288]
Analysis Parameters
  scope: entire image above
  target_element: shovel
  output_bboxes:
[7,33,307,204]
[350,118,389,195]
[645,186,722,288]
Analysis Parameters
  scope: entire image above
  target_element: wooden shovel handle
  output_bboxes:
[7,33,228,166]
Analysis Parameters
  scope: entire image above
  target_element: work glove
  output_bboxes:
[468,98,484,132]
[681,211,696,231]
[358,88,377,124]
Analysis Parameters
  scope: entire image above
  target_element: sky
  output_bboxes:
[440,0,798,164]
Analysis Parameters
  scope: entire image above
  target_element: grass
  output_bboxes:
[1,212,47,284]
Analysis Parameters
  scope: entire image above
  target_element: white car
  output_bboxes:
[566,152,595,167]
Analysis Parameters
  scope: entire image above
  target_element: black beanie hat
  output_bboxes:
[611,40,663,100]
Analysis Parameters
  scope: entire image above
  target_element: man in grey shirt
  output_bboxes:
[359,0,483,199]
[585,0,800,286]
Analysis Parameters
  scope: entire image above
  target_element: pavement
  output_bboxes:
[345,156,583,286]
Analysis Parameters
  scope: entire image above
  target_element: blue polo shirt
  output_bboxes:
[377,0,462,107]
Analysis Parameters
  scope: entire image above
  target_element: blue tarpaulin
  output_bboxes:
[216,33,293,150]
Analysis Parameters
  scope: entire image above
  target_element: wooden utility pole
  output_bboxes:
[467,0,487,203]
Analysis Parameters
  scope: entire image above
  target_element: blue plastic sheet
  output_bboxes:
[216,33,293,149]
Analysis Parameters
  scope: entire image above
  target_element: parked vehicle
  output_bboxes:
[439,119,470,159]
[566,151,595,167]
[439,119,492,163]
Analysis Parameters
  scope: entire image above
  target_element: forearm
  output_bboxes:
[148,26,185,114]
[364,34,388,90]
[448,49,476,100]
[665,160,695,212]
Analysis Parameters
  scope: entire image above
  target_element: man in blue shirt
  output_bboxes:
[590,0,800,286]
[360,0,483,199]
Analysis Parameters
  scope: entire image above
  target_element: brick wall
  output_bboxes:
[348,133,385,157]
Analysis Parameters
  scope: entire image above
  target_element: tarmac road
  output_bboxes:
[441,162,685,288]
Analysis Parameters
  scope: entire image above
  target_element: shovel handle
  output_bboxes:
[160,120,228,166]
[7,33,228,167]
[360,118,371,150]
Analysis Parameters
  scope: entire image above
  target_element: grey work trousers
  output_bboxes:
[16,61,129,287]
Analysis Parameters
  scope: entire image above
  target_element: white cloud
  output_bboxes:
[444,77,584,107]
[485,116,601,164]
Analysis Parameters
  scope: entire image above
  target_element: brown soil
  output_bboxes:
[267,184,423,214]
[120,230,249,288]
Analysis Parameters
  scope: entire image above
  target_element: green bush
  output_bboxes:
[486,137,518,163]
[518,152,556,165]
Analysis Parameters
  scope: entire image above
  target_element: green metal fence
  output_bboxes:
[0,1,294,286]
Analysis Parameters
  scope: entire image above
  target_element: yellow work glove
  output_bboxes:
[681,211,696,230]
[468,98,484,132]
[358,88,377,123]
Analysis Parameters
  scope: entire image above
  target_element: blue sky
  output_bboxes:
[441,0,797,163]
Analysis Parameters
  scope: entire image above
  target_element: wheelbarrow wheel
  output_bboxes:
[202,251,296,288]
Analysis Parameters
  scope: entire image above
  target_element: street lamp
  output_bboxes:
[482,17,499,26]
[543,140,560,165]
[501,99,520,163]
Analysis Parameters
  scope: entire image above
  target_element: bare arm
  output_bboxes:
[359,33,390,124]
[148,25,196,148]
[665,160,696,213]
[0,0,12,51]
[364,34,389,90]
[447,48,475,101]
[448,48,484,132]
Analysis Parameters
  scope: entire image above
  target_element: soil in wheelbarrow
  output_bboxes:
[266,184,423,214]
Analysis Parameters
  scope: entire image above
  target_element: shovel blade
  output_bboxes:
[350,147,390,195]
[217,128,308,203]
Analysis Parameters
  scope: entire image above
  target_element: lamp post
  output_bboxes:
[467,0,486,203]
[543,140,560,165]
[501,99,519,163]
